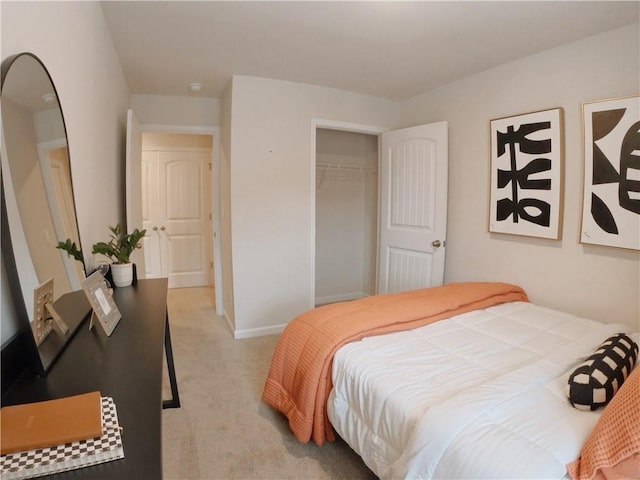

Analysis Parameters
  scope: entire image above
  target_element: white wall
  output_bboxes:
[130,94,220,127]
[228,75,401,337]
[401,24,640,328]
[1,1,130,343]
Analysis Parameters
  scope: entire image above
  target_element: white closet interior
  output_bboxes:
[315,128,378,306]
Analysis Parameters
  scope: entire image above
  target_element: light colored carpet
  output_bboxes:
[162,287,377,480]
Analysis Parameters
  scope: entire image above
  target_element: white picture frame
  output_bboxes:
[489,108,564,239]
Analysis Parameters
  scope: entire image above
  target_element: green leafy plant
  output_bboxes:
[91,224,146,264]
[56,238,84,263]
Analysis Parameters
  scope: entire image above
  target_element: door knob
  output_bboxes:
[432,240,442,248]
[152,226,158,231]
[160,225,166,231]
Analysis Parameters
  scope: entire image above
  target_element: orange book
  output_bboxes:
[0,391,103,455]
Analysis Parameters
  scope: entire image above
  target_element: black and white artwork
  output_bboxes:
[489,108,563,239]
[581,96,640,250]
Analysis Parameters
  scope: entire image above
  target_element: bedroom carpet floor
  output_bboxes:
[162,287,377,480]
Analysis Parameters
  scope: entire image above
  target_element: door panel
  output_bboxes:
[390,140,436,228]
[378,122,448,294]
[386,247,433,293]
[167,234,205,286]
[165,159,203,220]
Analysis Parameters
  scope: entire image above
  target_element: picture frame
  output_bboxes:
[489,108,564,239]
[81,270,121,336]
[580,95,640,250]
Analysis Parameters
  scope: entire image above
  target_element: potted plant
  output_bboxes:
[91,224,146,287]
[57,224,146,287]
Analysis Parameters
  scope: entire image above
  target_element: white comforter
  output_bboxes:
[327,301,633,479]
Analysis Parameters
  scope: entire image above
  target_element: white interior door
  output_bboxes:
[125,109,146,278]
[378,122,448,294]
[142,148,212,288]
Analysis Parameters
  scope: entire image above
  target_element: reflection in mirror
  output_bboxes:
[1,52,88,373]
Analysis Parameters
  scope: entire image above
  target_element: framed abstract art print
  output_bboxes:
[581,96,640,250]
[489,108,564,239]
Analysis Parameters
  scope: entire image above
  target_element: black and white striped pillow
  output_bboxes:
[566,333,638,411]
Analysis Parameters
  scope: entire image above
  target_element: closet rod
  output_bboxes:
[316,162,377,173]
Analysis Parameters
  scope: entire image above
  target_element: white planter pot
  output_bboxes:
[110,263,133,287]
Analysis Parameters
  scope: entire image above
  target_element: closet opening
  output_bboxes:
[314,128,379,307]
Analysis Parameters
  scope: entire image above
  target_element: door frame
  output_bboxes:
[139,123,223,317]
[309,119,387,311]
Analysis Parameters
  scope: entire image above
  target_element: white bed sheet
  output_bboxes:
[327,301,634,479]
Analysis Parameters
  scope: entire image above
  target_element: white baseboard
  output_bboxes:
[225,308,287,339]
[315,291,368,306]
[233,323,287,339]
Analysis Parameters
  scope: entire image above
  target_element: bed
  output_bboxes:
[262,282,639,479]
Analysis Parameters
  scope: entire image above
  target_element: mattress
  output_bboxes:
[327,301,635,479]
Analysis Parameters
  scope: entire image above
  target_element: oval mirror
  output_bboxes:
[1,52,89,373]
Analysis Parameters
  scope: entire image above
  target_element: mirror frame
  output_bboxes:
[1,52,91,376]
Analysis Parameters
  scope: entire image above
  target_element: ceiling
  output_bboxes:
[100,1,640,102]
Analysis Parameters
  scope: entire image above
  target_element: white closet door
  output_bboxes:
[378,122,448,294]
[159,150,212,288]
[142,148,212,287]
[141,151,163,279]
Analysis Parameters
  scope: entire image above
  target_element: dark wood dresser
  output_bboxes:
[1,278,179,479]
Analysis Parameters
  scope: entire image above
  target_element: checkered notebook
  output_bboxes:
[0,396,124,479]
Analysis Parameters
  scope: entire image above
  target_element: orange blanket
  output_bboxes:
[262,281,528,446]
